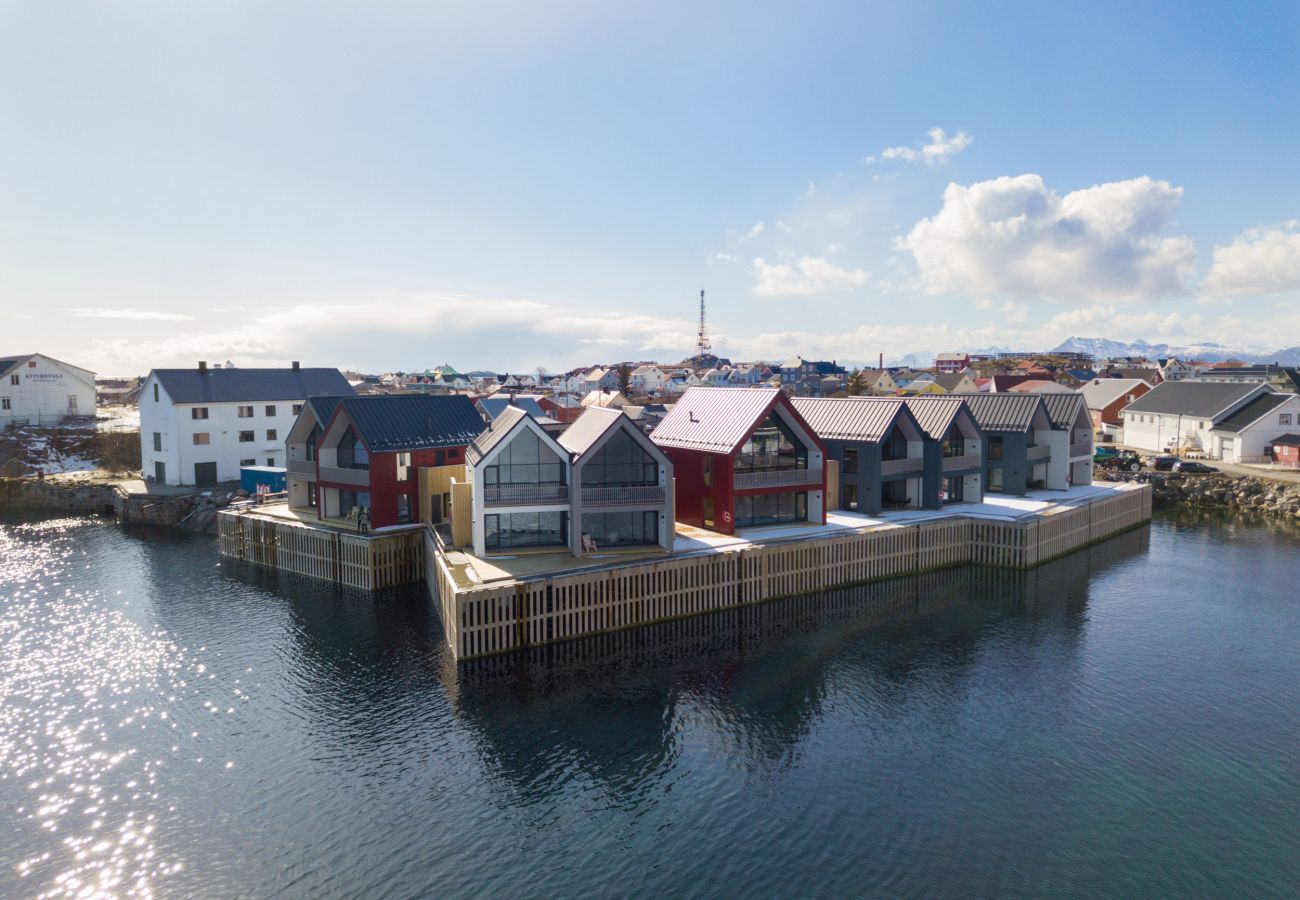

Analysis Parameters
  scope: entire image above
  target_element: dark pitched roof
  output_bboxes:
[477,395,547,421]
[337,394,484,452]
[1270,433,1300,446]
[1121,381,1264,419]
[306,395,345,424]
[1211,393,1291,433]
[466,405,531,464]
[932,373,970,392]
[0,356,26,378]
[903,396,968,440]
[951,393,1043,432]
[790,397,909,442]
[151,367,354,403]
[1039,392,1088,430]
[650,387,781,453]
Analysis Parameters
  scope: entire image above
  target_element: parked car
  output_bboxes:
[1148,455,1179,471]
[1172,460,1215,474]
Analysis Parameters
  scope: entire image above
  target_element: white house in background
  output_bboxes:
[0,353,97,428]
[140,362,354,486]
[629,365,669,395]
[580,367,618,393]
[1158,358,1198,382]
[1118,381,1294,460]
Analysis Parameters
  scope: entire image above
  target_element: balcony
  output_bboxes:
[484,484,569,507]
[580,485,667,507]
[941,453,981,473]
[1070,440,1093,459]
[288,458,316,476]
[733,467,822,490]
[880,456,924,477]
[316,465,370,487]
[1027,444,1051,461]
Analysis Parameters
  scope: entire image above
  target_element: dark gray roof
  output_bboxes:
[152,367,354,403]
[903,396,968,440]
[1211,393,1291,433]
[790,397,910,442]
[0,356,27,378]
[477,395,547,421]
[650,387,781,453]
[932,373,970,392]
[951,393,1043,432]
[1270,433,1300,446]
[466,405,531,464]
[1039,392,1088,430]
[306,395,345,424]
[1121,381,1263,419]
[336,394,484,452]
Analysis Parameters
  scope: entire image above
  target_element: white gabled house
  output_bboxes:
[1119,382,1295,460]
[0,353,97,427]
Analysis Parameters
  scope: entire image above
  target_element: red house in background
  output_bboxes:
[301,394,485,528]
[650,387,826,535]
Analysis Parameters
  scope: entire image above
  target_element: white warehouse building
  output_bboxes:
[0,353,97,428]
[140,362,354,486]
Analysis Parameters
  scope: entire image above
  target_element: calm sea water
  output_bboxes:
[1,510,1297,898]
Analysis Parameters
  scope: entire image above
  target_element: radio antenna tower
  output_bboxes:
[695,289,712,358]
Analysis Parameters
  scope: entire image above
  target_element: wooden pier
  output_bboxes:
[218,484,1151,661]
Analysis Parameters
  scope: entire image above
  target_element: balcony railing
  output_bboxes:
[316,465,370,487]
[288,458,315,476]
[880,456,924,477]
[1027,444,1051,461]
[1070,440,1093,458]
[941,453,981,473]
[484,484,569,506]
[733,467,821,490]
[580,485,666,507]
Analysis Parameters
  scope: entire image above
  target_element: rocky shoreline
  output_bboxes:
[0,477,241,532]
[1105,471,1300,519]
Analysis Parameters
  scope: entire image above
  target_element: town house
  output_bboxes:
[903,396,984,506]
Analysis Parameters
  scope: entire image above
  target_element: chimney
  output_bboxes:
[292,360,300,372]
[879,352,883,370]
[198,361,207,373]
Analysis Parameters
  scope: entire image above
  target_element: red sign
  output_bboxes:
[722,510,733,524]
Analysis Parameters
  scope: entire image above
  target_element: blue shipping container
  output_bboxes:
[240,466,287,494]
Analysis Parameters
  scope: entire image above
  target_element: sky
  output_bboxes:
[2,0,1299,375]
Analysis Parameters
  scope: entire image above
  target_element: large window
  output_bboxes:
[988,435,1004,460]
[307,424,320,460]
[941,424,965,458]
[582,511,658,546]
[882,426,909,461]
[582,430,657,485]
[484,429,564,486]
[485,511,567,549]
[988,466,1004,492]
[734,412,807,473]
[337,426,368,470]
[733,491,807,527]
[843,448,858,474]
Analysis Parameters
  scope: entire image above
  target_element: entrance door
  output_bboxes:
[702,497,715,528]
[154,461,166,483]
[194,462,217,485]
[67,395,78,414]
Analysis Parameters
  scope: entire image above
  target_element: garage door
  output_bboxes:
[194,462,218,485]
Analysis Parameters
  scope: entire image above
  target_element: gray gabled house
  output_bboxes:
[903,396,985,505]
[953,393,1057,495]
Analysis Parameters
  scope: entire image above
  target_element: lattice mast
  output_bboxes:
[695,289,711,358]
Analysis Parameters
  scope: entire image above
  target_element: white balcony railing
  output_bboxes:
[1070,441,1093,458]
[288,458,315,476]
[941,453,981,472]
[733,467,821,490]
[880,456,924,477]
[580,485,667,507]
[1027,444,1051,461]
[316,465,370,487]
[484,484,569,506]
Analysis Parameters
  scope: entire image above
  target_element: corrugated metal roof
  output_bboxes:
[466,405,530,464]
[306,395,345,425]
[338,394,485,453]
[1079,378,1152,410]
[1121,381,1264,419]
[791,397,906,442]
[477,395,547,421]
[152,367,354,403]
[1270,433,1300,446]
[902,396,966,440]
[0,356,28,378]
[1039,392,1087,430]
[950,393,1043,432]
[649,387,779,453]
[1211,393,1291,432]
[558,406,624,455]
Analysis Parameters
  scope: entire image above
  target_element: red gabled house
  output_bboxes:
[649,387,827,535]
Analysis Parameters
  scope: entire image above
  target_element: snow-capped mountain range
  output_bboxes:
[875,338,1300,369]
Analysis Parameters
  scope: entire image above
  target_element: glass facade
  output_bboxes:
[485,512,568,549]
[941,424,965,458]
[882,427,909,461]
[734,412,807,473]
[943,475,964,501]
[338,427,368,470]
[485,429,565,485]
[582,431,658,485]
[733,492,807,527]
[987,436,1004,460]
[582,511,658,546]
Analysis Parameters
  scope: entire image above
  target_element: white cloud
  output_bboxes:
[880,127,972,165]
[751,256,869,297]
[776,220,793,233]
[805,181,816,198]
[741,221,766,241]
[69,306,195,321]
[710,252,739,264]
[901,174,1196,300]
[1204,222,1300,296]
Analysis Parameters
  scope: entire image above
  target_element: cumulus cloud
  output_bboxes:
[751,256,869,297]
[879,127,972,165]
[740,221,765,241]
[69,306,195,321]
[901,174,1196,300]
[1204,222,1300,296]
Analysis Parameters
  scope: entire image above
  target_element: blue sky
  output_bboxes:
[3,1,1298,374]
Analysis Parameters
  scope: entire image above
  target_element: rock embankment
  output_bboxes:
[0,477,245,532]
[1106,471,1300,518]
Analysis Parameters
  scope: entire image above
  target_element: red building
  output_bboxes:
[649,387,826,535]
[290,394,484,529]
[1271,434,1300,467]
